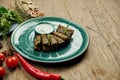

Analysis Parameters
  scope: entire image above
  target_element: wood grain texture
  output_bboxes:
[0,0,120,80]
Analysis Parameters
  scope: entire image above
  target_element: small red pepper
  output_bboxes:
[15,53,64,80]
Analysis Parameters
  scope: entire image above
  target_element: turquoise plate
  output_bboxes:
[11,17,89,63]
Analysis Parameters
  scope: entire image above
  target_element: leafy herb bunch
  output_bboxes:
[0,6,22,35]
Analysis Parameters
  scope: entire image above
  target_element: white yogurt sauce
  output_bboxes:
[35,24,54,34]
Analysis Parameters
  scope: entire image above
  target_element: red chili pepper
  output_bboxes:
[15,53,64,80]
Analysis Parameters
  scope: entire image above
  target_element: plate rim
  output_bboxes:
[11,16,89,63]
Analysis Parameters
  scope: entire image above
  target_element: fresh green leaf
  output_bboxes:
[61,77,65,80]
[0,7,8,16]
[0,6,23,35]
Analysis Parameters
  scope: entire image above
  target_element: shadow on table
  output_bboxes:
[0,32,12,39]
[28,49,88,68]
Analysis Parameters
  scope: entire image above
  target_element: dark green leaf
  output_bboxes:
[0,6,23,34]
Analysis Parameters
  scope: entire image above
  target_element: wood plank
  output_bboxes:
[0,0,120,80]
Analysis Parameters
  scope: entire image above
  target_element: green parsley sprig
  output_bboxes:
[0,6,23,35]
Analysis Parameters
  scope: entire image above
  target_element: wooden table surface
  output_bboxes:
[0,0,120,80]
